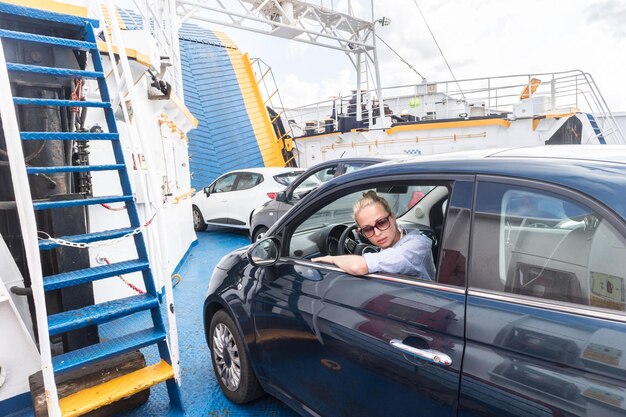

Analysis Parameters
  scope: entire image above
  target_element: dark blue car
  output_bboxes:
[204,146,626,417]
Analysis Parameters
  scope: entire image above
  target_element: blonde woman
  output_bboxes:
[312,191,436,280]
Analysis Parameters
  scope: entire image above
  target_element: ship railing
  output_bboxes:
[284,69,624,143]
[250,57,298,166]
[100,1,184,95]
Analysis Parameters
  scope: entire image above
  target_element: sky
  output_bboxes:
[198,0,626,112]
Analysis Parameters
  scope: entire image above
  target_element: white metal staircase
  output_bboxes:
[0,3,182,416]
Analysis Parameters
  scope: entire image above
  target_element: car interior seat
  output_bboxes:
[505,201,593,304]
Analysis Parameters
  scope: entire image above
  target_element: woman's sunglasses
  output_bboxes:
[358,215,391,238]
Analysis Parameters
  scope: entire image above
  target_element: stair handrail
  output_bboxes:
[0,39,62,416]
[251,56,298,166]
[101,0,181,381]
[580,71,625,144]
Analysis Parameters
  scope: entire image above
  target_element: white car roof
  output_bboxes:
[381,145,626,166]
[223,167,305,176]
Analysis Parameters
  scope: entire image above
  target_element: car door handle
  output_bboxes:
[390,339,452,366]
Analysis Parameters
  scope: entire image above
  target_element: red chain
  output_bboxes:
[70,78,84,114]
[103,257,145,294]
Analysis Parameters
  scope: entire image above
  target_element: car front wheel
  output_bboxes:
[252,226,268,242]
[209,310,264,404]
[193,206,207,232]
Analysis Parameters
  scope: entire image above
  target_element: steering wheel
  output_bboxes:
[338,224,378,255]
[520,218,551,229]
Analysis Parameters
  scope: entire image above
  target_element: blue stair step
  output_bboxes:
[33,194,133,210]
[21,132,118,141]
[52,327,166,374]
[585,114,606,142]
[7,63,103,79]
[48,294,159,336]
[27,164,125,175]
[44,259,149,291]
[13,97,111,108]
[38,227,137,250]
[0,29,96,50]
[0,2,99,28]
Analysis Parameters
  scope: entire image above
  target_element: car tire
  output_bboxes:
[252,226,268,242]
[209,310,264,404]
[193,206,207,232]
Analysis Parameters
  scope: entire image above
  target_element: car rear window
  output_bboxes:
[274,171,302,186]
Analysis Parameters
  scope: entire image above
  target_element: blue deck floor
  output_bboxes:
[10,230,299,417]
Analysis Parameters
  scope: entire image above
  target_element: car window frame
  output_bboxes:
[469,174,626,320]
[274,173,473,291]
[210,172,239,194]
[288,163,340,201]
[234,172,262,191]
[340,162,372,175]
[273,170,303,187]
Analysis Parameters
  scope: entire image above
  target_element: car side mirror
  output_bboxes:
[204,187,210,197]
[247,237,280,267]
[275,191,287,202]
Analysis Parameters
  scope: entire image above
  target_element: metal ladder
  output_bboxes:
[0,3,182,416]
[250,56,297,166]
[584,113,607,144]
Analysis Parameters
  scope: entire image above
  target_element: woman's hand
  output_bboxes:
[312,255,334,265]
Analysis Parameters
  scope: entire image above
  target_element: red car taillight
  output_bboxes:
[267,192,277,199]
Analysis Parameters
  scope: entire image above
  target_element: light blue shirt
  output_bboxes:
[362,230,435,280]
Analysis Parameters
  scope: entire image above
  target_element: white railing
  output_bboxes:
[101,0,181,381]
[284,69,625,143]
[107,1,184,94]
[0,39,61,416]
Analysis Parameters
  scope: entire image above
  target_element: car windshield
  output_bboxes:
[274,171,303,186]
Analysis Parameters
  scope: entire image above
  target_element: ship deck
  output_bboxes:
[11,230,297,417]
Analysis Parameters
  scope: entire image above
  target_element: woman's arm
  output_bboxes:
[311,254,369,275]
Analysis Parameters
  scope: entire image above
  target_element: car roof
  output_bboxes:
[328,145,626,219]
[377,145,626,165]
[223,166,305,176]
[487,145,626,164]
[305,156,389,169]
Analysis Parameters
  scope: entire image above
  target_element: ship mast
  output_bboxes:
[175,0,389,126]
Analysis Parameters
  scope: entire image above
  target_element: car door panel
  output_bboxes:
[202,173,238,225]
[252,261,328,410]
[316,273,465,417]
[253,177,473,417]
[461,177,626,417]
[461,298,626,417]
[229,172,263,227]
[254,261,463,417]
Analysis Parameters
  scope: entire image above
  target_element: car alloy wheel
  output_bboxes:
[212,322,241,391]
[209,310,264,403]
[193,206,207,231]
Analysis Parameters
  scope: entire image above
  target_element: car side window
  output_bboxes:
[212,173,237,193]
[343,163,369,174]
[235,173,261,191]
[292,165,338,201]
[287,181,450,282]
[471,181,626,313]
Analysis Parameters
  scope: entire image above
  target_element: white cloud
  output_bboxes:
[586,0,626,38]
[279,68,354,108]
